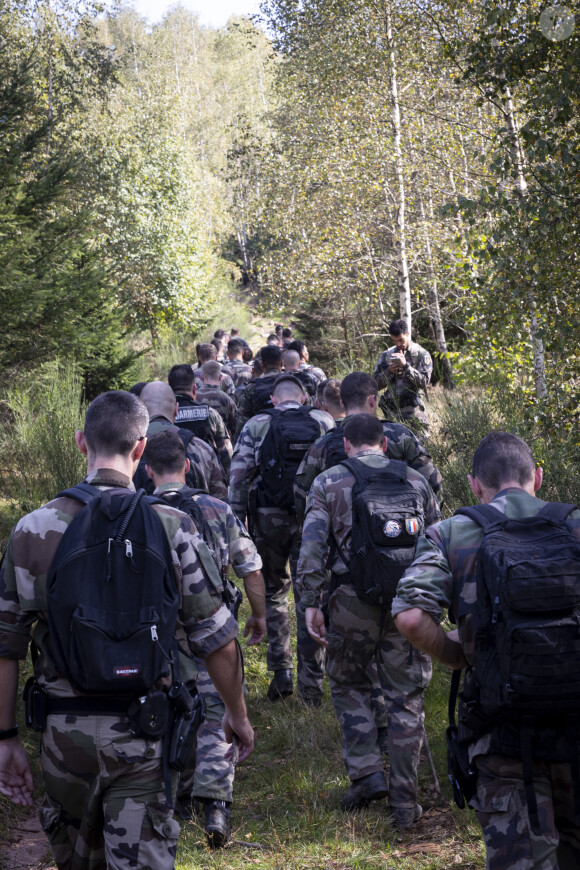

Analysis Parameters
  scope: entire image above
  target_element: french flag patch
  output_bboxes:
[405,518,419,535]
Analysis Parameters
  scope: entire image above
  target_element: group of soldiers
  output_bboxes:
[1,316,575,870]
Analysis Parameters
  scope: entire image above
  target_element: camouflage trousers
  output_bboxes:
[253,507,325,701]
[178,656,234,803]
[325,586,432,809]
[40,713,179,870]
[471,753,580,870]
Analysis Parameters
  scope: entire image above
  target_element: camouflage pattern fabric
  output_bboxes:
[469,753,580,870]
[393,489,580,868]
[299,361,326,384]
[177,657,234,803]
[40,714,180,870]
[174,393,233,477]
[326,587,431,805]
[221,358,253,389]
[0,468,237,869]
[233,372,280,440]
[146,416,228,501]
[195,383,238,439]
[373,341,432,419]
[297,452,438,803]
[294,415,443,525]
[229,402,333,698]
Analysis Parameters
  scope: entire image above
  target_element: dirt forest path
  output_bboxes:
[0,807,55,870]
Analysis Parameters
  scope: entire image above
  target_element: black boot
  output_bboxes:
[341,771,388,811]
[203,799,231,849]
[266,669,293,701]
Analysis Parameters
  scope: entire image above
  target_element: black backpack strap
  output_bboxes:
[537,502,579,523]
[454,504,505,528]
[341,457,407,486]
[55,482,101,504]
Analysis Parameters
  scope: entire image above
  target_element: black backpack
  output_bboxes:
[249,373,279,417]
[453,502,580,831]
[338,458,425,608]
[258,407,321,511]
[46,484,179,696]
[158,486,243,619]
[133,428,206,495]
[321,423,346,470]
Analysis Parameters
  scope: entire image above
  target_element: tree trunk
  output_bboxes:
[385,1,411,326]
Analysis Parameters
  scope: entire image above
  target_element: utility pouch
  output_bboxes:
[167,682,205,772]
[446,723,478,809]
[23,678,47,732]
[128,690,171,740]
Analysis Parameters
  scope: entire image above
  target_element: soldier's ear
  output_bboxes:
[75,430,88,456]
[468,474,484,502]
[533,466,543,492]
[184,458,190,475]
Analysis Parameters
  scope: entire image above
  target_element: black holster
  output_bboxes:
[167,681,205,772]
[23,678,47,732]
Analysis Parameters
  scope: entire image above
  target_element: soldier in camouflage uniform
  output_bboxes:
[298,414,439,826]
[139,381,228,500]
[193,343,235,396]
[196,361,238,438]
[394,431,580,868]
[144,430,266,847]
[294,371,442,525]
[0,390,253,870]
[229,375,333,704]
[221,339,253,388]
[168,364,233,477]
[373,319,432,428]
[287,339,327,384]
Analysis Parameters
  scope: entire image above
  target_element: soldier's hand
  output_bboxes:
[0,740,34,807]
[305,607,328,647]
[244,614,266,645]
[222,711,254,763]
[388,353,405,372]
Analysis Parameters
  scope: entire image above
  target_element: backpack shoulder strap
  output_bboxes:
[177,427,195,448]
[55,482,101,505]
[454,503,505,528]
[537,502,579,523]
[342,457,407,486]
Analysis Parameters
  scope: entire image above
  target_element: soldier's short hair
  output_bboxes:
[260,345,283,369]
[197,343,217,363]
[267,333,279,344]
[242,347,253,362]
[202,360,222,382]
[389,318,409,336]
[282,349,300,370]
[144,430,186,475]
[168,364,194,393]
[287,339,306,357]
[211,338,223,353]
[344,413,384,448]
[323,378,342,407]
[340,372,377,410]
[228,338,243,355]
[272,374,304,401]
[282,327,293,339]
[84,391,148,457]
[128,381,147,397]
[472,431,536,489]
[214,329,225,340]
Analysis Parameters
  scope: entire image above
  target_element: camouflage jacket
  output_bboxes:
[195,384,238,439]
[392,488,580,755]
[297,451,441,608]
[234,371,281,439]
[294,415,443,524]
[299,361,326,384]
[146,416,228,500]
[154,481,262,579]
[229,401,334,523]
[373,341,433,409]
[392,488,580,665]
[221,358,253,388]
[0,469,237,697]
[174,393,233,476]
